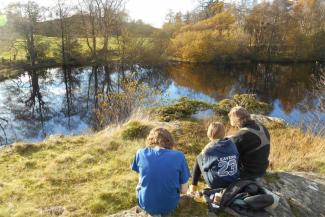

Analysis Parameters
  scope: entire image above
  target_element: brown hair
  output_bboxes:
[146,128,174,149]
[228,106,251,128]
[207,122,225,140]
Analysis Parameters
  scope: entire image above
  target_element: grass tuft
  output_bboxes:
[79,154,97,165]
[121,121,151,140]
[55,154,75,164]
[13,143,42,155]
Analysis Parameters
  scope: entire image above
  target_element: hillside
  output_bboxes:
[0,96,324,217]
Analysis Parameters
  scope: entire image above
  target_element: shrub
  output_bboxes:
[215,94,272,116]
[121,121,151,140]
[153,97,213,122]
[95,80,160,130]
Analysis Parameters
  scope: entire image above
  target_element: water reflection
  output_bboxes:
[0,63,323,144]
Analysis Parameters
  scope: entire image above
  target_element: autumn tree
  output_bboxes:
[6,1,44,66]
[78,0,126,62]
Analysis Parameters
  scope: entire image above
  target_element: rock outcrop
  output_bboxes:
[107,172,325,217]
[250,114,288,127]
[264,172,325,217]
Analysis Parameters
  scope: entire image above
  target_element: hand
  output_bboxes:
[187,185,198,196]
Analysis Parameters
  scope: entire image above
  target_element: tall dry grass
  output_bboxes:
[269,127,325,173]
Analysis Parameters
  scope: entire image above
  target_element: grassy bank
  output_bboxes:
[0,36,119,62]
[0,110,324,217]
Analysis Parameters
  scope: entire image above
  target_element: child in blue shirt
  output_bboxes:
[131,127,191,216]
[188,122,240,194]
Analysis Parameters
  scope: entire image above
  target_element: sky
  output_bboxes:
[0,0,198,27]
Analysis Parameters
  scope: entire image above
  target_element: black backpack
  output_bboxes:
[202,180,275,217]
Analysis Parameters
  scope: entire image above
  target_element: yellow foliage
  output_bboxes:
[180,10,236,34]
[168,27,247,62]
[168,31,216,62]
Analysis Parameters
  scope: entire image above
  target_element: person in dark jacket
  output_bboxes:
[228,106,270,180]
[188,122,240,195]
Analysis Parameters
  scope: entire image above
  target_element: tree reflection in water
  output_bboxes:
[0,62,323,144]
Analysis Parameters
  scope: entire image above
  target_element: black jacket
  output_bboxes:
[231,120,270,178]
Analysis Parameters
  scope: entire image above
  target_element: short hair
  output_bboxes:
[207,122,225,140]
[228,106,251,128]
[146,128,174,149]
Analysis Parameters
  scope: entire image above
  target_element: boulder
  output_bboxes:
[107,172,325,217]
[251,114,288,127]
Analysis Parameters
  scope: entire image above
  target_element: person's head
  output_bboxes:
[228,106,251,128]
[207,122,225,141]
[146,127,174,149]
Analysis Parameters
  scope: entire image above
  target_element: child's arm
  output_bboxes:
[192,158,201,186]
[180,183,188,194]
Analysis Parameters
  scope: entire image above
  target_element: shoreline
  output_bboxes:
[1,57,324,72]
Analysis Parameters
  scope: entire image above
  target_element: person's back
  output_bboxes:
[228,107,270,179]
[131,128,190,216]
[232,120,270,178]
[201,138,240,188]
[189,122,240,194]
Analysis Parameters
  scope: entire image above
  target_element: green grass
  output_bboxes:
[0,36,120,62]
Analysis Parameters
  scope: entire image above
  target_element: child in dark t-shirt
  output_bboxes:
[188,122,240,194]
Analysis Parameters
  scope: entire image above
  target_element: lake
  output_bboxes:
[0,62,324,145]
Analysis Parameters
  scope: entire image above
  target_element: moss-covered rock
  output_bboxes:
[152,97,213,122]
[151,95,271,122]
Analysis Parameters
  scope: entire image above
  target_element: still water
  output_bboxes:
[0,63,324,144]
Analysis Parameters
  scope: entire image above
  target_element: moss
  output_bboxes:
[121,121,151,140]
[153,97,213,122]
